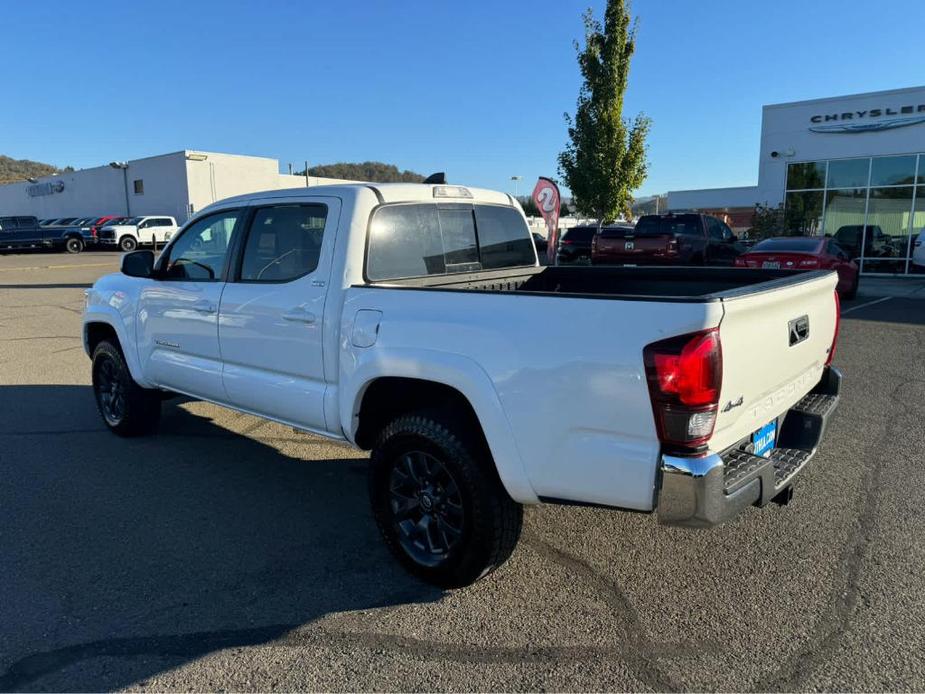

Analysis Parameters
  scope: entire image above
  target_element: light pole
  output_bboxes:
[109,161,130,216]
[511,175,522,199]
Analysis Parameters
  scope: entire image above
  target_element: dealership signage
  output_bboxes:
[809,104,925,133]
[27,180,65,197]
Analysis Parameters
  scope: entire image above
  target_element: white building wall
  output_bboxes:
[757,85,925,203]
[0,150,363,224]
[184,152,281,220]
[0,166,129,219]
[123,152,190,222]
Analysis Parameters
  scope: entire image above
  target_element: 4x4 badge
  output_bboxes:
[722,396,743,412]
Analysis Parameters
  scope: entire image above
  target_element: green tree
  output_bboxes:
[558,0,651,225]
[519,196,540,217]
[749,203,786,241]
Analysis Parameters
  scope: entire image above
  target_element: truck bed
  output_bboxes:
[367,265,830,302]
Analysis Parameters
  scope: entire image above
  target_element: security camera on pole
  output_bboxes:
[532,177,561,266]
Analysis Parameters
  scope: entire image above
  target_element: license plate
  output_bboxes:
[752,421,777,458]
[762,261,780,269]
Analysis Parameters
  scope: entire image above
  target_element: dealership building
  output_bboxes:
[668,85,925,275]
[0,150,347,225]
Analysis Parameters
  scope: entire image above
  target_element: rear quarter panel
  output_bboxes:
[339,286,723,510]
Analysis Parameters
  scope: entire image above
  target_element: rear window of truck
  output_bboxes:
[366,203,535,281]
[635,215,701,237]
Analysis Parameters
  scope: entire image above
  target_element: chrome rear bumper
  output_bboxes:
[657,366,842,527]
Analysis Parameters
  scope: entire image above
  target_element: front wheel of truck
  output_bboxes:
[369,412,522,588]
[92,340,161,437]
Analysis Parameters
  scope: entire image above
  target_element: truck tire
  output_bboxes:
[369,411,523,588]
[65,237,84,254]
[91,340,161,437]
[120,236,137,252]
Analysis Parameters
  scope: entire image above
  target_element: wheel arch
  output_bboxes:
[344,356,537,504]
[83,314,147,385]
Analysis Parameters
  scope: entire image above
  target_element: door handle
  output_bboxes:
[282,306,316,324]
[191,300,216,314]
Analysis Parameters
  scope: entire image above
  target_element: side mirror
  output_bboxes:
[121,250,155,278]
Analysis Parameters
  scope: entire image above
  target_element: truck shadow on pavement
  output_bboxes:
[0,385,443,691]
[842,297,925,326]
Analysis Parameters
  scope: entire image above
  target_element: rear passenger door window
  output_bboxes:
[366,203,535,281]
[238,204,328,282]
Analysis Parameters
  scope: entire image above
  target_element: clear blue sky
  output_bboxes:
[3,0,923,197]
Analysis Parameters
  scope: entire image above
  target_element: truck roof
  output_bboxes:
[210,183,516,208]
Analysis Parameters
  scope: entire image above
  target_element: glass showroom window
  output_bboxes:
[784,154,925,274]
[785,161,825,236]
[911,192,925,275]
[786,161,826,190]
[824,188,867,254]
[863,186,914,274]
[784,190,824,235]
[826,158,871,189]
[870,155,917,186]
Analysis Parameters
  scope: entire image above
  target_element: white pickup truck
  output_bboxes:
[83,182,842,587]
[98,215,179,252]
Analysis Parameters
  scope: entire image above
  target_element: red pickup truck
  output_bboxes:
[591,213,743,267]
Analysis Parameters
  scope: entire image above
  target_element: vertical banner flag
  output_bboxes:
[532,177,561,265]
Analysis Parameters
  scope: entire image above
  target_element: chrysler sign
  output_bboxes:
[810,104,925,133]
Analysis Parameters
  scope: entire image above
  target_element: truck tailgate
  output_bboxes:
[711,271,839,452]
[597,232,675,262]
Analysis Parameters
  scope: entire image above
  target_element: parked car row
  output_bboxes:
[547,212,860,298]
[0,214,179,253]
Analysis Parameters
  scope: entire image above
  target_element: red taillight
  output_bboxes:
[644,329,722,451]
[561,239,574,245]
[826,290,840,366]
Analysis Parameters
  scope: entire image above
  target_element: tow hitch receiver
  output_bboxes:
[771,486,794,507]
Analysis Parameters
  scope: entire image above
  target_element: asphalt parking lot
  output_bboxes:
[1,252,924,692]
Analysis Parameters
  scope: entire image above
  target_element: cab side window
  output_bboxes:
[161,210,240,281]
[706,217,724,241]
[238,204,328,282]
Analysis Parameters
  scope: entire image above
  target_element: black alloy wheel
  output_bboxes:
[91,340,161,436]
[94,351,127,427]
[388,450,465,567]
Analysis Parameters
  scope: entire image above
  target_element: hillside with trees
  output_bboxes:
[0,155,61,184]
[300,161,425,183]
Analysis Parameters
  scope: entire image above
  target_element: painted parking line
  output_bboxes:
[842,296,893,315]
[0,262,116,273]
